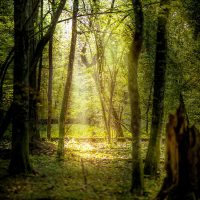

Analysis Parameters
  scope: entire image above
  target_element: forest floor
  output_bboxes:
[0,139,165,200]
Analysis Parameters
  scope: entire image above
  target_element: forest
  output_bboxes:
[0,0,200,199]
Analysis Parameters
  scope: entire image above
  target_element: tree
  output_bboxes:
[9,0,67,174]
[155,99,200,200]
[9,0,34,174]
[29,0,40,141]
[144,0,170,176]
[57,0,79,159]
[128,0,144,194]
[47,0,55,140]
[80,0,124,141]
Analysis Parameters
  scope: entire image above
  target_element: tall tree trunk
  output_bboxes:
[128,0,144,194]
[36,0,44,129]
[47,36,53,140]
[144,0,170,176]
[29,0,40,141]
[47,0,55,140]
[30,0,67,76]
[57,0,79,159]
[9,0,33,174]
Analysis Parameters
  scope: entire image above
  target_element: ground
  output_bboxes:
[0,139,165,200]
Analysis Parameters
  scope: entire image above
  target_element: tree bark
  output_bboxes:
[47,1,55,140]
[57,0,79,159]
[144,0,170,176]
[112,108,124,138]
[30,0,67,76]
[128,0,144,194]
[47,36,53,140]
[155,103,200,200]
[29,0,40,141]
[9,0,33,174]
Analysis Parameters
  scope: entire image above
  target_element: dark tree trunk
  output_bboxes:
[9,0,33,174]
[36,0,44,120]
[144,0,170,176]
[29,0,66,141]
[47,0,55,140]
[57,0,79,159]
[47,36,53,140]
[155,102,200,200]
[30,0,67,76]
[128,0,144,194]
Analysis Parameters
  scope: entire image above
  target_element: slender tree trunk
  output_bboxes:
[47,36,53,140]
[0,48,14,102]
[47,0,55,140]
[57,0,79,159]
[0,48,14,137]
[95,73,110,141]
[128,0,144,194]
[144,0,170,176]
[30,0,67,76]
[145,81,153,134]
[9,0,33,174]
[29,0,40,141]
[36,0,44,135]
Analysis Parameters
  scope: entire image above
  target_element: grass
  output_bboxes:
[0,139,165,200]
[40,124,107,139]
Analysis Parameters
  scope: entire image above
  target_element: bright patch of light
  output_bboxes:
[65,139,95,152]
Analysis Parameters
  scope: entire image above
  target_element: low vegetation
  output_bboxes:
[0,138,165,199]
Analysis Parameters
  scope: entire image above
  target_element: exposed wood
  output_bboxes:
[155,104,200,200]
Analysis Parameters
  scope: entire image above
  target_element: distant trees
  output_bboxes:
[80,0,125,141]
[57,0,79,159]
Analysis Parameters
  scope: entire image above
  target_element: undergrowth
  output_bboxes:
[0,140,165,199]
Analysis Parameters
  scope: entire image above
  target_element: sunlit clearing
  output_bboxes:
[65,139,95,152]
[64,139,131,160]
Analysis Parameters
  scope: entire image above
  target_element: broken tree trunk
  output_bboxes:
[155,104,200,200]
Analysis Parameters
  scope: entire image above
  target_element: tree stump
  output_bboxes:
[155,104,200,200]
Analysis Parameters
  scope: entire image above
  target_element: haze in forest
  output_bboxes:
[0,0,200,199]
